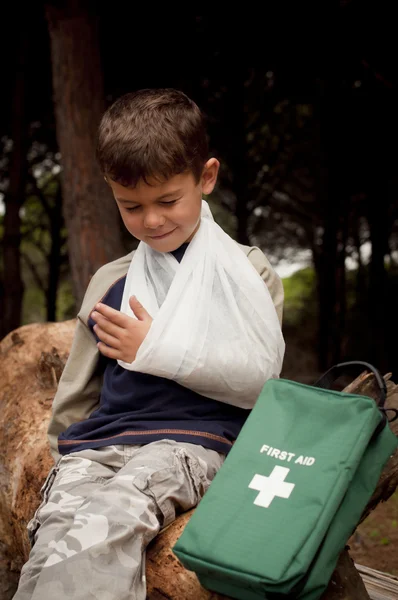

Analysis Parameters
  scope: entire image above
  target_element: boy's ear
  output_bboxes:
[201,158,220,195]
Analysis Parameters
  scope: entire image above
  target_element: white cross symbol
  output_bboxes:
[248,466,295,508]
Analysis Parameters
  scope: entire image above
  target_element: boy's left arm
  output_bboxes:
[47,315,102,463]
[245,246,284,325]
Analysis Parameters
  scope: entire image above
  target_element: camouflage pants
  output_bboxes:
[14,439,224,600]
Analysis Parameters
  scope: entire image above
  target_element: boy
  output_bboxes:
[14,88,284,600]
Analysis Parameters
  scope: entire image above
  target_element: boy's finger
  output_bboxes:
[92,313,123,338]
[129,296,152,321]
[93,303,128,327]
[94,325,120,349]
[97,342,122,360]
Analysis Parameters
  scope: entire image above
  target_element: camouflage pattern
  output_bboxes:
[14,440,224,600]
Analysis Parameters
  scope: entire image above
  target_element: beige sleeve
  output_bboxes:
[47,317,102,462]
[47,253,133,463]
[246,246,284,325]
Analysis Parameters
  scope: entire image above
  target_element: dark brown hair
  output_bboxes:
[96,88,208,187]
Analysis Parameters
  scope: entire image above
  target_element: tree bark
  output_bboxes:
[317,209,338,370]
[0,321,75,599]
[315,91,349,371]
[320,551,370,600]
[46,184,63,321]
[314,84,338,371]
[1,31,29,339]
[354,222,367,304]
[332,211,348,364]
[223,68,250,245]
[366,190,389,372]
[45,1,124,305]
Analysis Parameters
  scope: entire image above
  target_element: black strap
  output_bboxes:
[314,361,387,408]
[383,408,398,423]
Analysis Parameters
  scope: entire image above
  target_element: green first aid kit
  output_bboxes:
[173,362,398,600]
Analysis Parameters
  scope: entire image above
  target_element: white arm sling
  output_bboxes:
[118,200,285,408]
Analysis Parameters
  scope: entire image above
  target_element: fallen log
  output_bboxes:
[0,321,397,600]
[355,564,398,600]
[0,323,74,578]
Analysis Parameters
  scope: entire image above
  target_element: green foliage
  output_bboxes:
[380,537,391,546]
[56,279,76,321]
[22,278,76,325]
[282,267,317,328]
[370,529,379,538]
[207,193,238,239]
[22,285,46,324]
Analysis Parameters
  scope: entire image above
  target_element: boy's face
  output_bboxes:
[107,159,219,252]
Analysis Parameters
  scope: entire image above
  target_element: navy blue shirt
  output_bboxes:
[58,244,249,455]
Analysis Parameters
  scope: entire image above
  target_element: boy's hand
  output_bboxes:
[91,296,153,362]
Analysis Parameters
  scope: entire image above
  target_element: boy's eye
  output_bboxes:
[125,199,179,212]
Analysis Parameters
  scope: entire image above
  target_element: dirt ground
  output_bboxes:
[349,490,398,576]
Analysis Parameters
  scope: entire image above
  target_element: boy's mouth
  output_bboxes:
[148,228,177,240]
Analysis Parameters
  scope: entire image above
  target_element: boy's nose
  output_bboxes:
[143,210,166,229]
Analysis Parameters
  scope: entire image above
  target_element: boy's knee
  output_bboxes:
[132,443,223,528]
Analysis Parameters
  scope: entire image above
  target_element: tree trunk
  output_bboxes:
[354,222,367,302]
[1,32,29,339]
[314,85,337,371]
[315,85,349,371]
[223,69,250,245]
[332,211,348,364]
[45,1,124,306]
[46,184,63,322]
[317,209,338,370]
[367,190,389,372]
[315,163,343,371]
